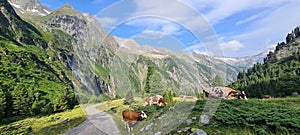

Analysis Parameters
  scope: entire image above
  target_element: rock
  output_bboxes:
[190,129,207,135]
[52,116,60,120]
[184,119,193,125]
[183,127,191,132]
[292,92,298,96]
[169,106,175,111]
[145,123,153,131]
[140,127,144,132]
[200,115,210,125]
[192,117,197,120]
[64,117,70,121]
[154,131,162,135]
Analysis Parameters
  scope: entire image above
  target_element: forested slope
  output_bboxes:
[230,26,300,98]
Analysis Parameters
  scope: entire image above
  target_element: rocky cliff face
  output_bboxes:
[8,0,51,16]
[41,4,118,97]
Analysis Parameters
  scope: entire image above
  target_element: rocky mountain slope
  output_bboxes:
[8,0,50,16]
[6,0,241,99]
[215,47,275,69]
[114,37,240,96]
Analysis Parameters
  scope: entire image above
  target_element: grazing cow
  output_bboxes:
[263,95,271,99]
[122,109,147,132]
[203,87,247,100]
[143,95,168,106]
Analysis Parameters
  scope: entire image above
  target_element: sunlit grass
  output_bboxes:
[0,106,86,135]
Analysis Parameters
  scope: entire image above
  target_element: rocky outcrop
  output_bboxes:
[8,0,51,16]
[43,4,118,98]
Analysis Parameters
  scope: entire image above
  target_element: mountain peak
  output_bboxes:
[63,2,72,9]
[51,2,81,16]
[8,0,51,16]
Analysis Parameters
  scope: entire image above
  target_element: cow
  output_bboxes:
[143,95,168,106]
[263,95,271,99]
[203,87,247,100]
[122,109,147,132]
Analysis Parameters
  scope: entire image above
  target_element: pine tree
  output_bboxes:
[124,90,134,105]
[0,90,6,118]
[212,74,224,87]
[144,65,165,96]
[163,90,173,103]
[148,70,165,95]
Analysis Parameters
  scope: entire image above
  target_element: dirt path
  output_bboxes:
[62,103,120,135]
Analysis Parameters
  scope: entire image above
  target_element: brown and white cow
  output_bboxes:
[143,95,168,106]
[263,95,271,99]
[122,109,147,132]
[203,87,247,100]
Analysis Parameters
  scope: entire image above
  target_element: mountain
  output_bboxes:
[114,37,240,96]
[8,0,51,16]
[0,0,77,118]
[215,47,275,69]
[2,0,241,101]
[39,3,120,98]
[229,26,300,98]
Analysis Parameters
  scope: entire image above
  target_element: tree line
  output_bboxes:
[229,26,300,98]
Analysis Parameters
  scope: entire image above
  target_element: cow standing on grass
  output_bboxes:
[203,87,247,100]
[263,95,271,99]
[143,95,168,106]
[122,109,147,132]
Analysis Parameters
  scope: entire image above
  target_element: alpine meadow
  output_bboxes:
[0,0,300,135]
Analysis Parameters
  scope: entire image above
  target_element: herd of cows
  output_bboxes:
[122,95,168,132]
[121,87,271,132]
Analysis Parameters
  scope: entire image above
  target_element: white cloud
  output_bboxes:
[181,0,286,25]
[236,13,261,25]
[95,0,300,57]
[232,0,300,51]
[125,18,182,35]
[97,17,117,28]
[220,40,245,52]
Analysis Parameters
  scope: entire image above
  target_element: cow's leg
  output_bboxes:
[124,119,128,132]
[127,122,131,132]
[128,122,133,132]
[144,101,148,106]
[124,121,129,132]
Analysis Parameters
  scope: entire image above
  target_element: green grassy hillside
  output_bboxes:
[98,97,300,135]
[0,0,77,120]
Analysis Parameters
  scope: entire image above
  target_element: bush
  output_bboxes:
[191,99,300,134]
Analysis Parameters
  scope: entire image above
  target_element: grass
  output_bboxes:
[96,97,197,135]
[95,96,300,135]
[0,105,86,135]
[258,96,300,110]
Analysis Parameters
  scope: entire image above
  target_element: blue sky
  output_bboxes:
[40,0,300,57]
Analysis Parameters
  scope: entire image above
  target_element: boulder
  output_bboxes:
[190,129,207,135]
[184,119,193,125]
[200,115,210,125]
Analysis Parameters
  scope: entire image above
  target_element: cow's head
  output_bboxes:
[139,111,147,119]
[239,91,247,100]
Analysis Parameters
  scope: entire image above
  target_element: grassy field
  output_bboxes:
[96,96,300,135]
[0,105,86,135]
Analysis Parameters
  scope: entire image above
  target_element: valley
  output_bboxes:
[1,0,300,135]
